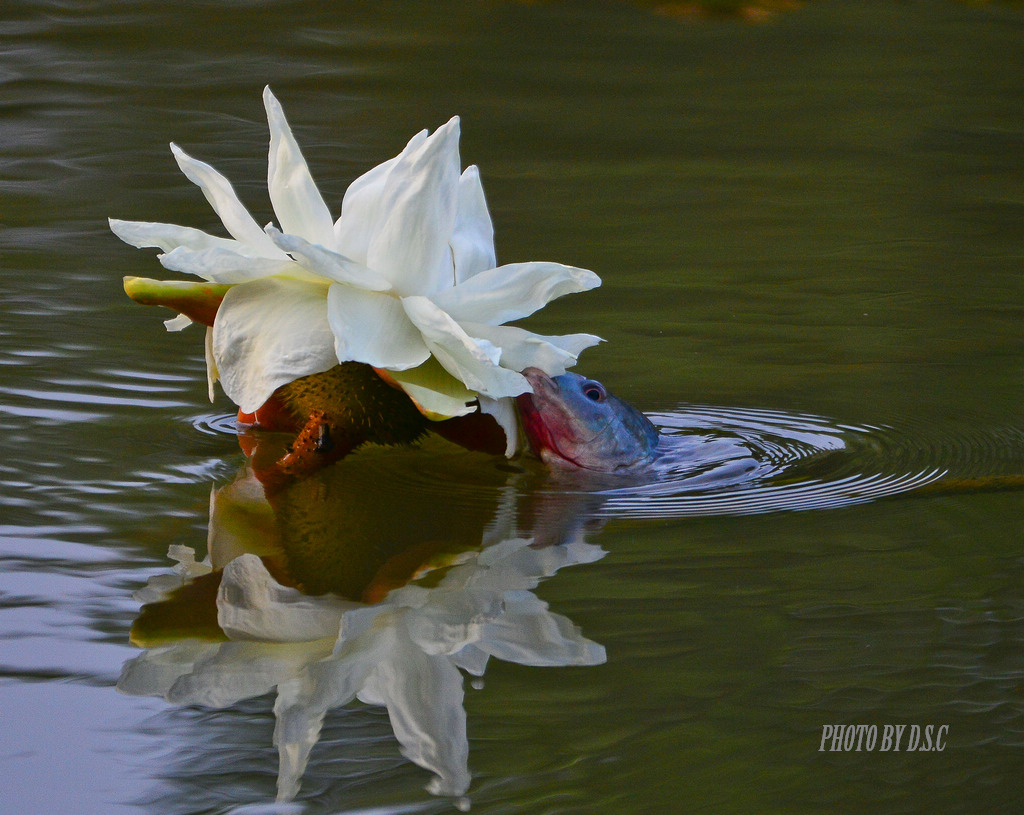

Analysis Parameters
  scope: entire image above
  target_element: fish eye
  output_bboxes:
[582,381,606,402]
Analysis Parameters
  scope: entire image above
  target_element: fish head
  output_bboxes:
[516,368,659,473]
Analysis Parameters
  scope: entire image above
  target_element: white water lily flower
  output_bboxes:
[111,87,601,452]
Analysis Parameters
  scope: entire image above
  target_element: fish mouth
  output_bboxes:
[516,368,586,469]
[519,367,557,400]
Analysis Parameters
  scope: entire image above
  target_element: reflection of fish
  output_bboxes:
[516,368,659,473]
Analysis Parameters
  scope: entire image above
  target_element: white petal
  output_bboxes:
[366,117,462,296]
[326,285,430,370]
[264,87,336,247]
[402,296,531,399]
[295,608,396,711]
[532,331,604,359]
[217,554,356,642]
[158,245,300,284]
[117,641,219,698]
[403,591,502,656]
[266,226,392,291]
[479,602,606,667]
[461,322,603,376]
[109,218,247,254]
[212,277,337,413]
[170,142,285,257]
[383,358,478,420]
[451,644,490,677]
[450,165,495,283]
[369,628,471,797]
[333,129,429,264]
[274,676,322,802]
[166,640,327,708]
[204,326,219,402]
[478,395,520,458]
[473,539,583,590]
[163,312,192,332]
[433,261,601,326]
[132,543,212,604]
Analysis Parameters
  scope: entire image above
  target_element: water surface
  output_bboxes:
[3,1,1024,812]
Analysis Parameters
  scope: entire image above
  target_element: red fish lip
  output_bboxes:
[516,368,584,468]
[517,371,552,448]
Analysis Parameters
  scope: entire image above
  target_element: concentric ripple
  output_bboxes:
[191,412,244,437]
[590,403,1024,519]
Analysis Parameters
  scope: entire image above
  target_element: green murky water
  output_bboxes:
[3,2,1024,812]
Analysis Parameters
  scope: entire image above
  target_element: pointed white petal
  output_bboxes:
[366,117,462,296]
[212,277,337,413]
[478,395,520,458]
[370,628,471,797]
[274,676,322,802]
[170,142,285,257]
[402,296,531,399]
[461,322,603,376]
[326,285,430,370]
[479,599,606,667]
[158,245,298,284]
[450,165,495,283]
[204,326,218,402]
[109,218,247,254]
[264,87,336,247]
[163,312,192,332]
[535,331,605,359]
[383,357,478,420]
[333,130,429,264]
[472,538,600,590]
[266,226,392,291]
[451,644,490,677]
[433,261,601,326]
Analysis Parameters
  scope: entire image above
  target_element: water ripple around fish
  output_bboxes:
[593,404,1024,519]
[190,402,1024,524]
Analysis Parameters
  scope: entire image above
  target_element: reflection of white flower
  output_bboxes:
[119,536,605,802]
[111,87,601,445]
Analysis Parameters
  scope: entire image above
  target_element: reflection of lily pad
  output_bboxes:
[273,362,429,452]
[130,571,227,646]
[269,462,504,598]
